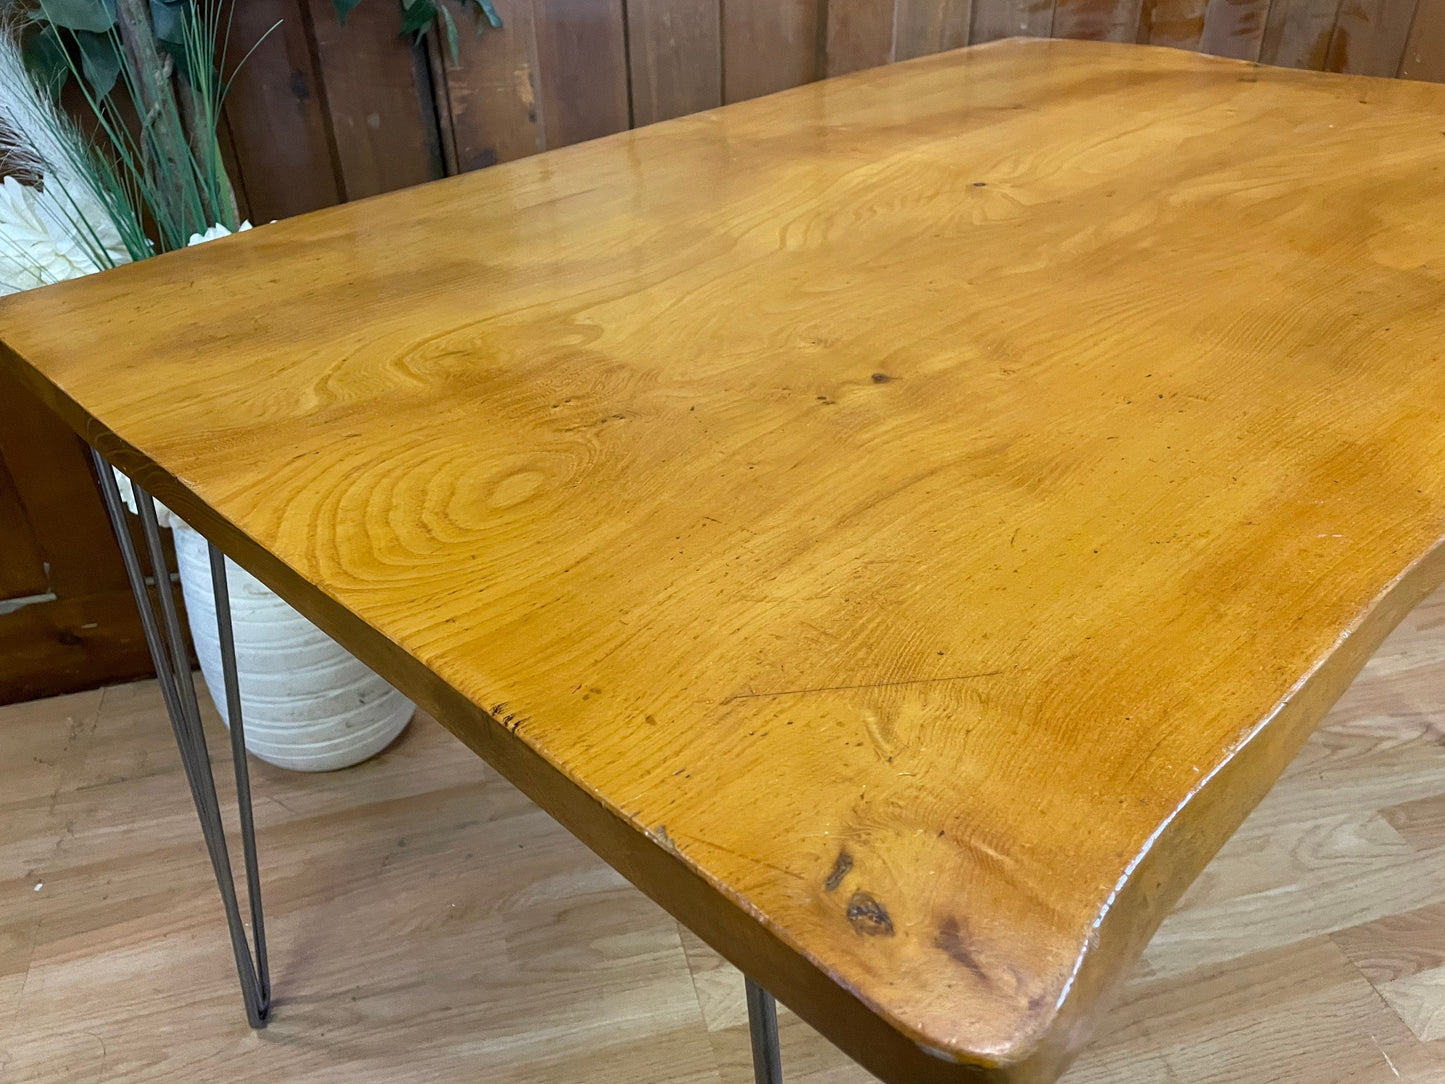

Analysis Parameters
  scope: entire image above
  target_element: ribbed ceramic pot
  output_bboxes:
[172,521,413,771]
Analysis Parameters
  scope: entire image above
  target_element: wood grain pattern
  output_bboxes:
[10,588,1445,1082]
[18,0,1445,712]
[6,40,1445,1082]
[627,0,723,126]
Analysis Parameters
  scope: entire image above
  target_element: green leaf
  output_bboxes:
[399,0,434,36]
[35,0,115,32]
[147,0,193,82]
[73,29,120,97]
[438,0,458,62]
[332,0,364,26]
[23,24,71,94]
[472,0,502,29]
[149,0,188,44]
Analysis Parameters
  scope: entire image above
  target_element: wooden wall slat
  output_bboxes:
[721,0,822,103]
[304,0,442,199]
[0,588,186,705]
[1198,0,1272,59]
[426,32,462,175]
[1139,0,1206,48]
[1052,0,1147,40]
[0,458,47,601]
[894,0,973,59]
[969,0,1055,43]
[826,0,897,74]
[0,378,126,601]
[224,0,341,220]
[439,0,546,170]
[1399,0,1445,77]
[529,0,631,147]
[1259,0,1344,66]
[0,374,179,702]
[1325,0,1421,73]
[626,0,723,125]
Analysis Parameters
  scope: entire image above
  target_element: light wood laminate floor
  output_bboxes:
[8,588,1445,1083]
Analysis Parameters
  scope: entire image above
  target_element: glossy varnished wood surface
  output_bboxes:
[3,38,1445,1081]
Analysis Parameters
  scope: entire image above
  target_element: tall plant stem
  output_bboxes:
[113,0,212,229]
[177,78,238,230]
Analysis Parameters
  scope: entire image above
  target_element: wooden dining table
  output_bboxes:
[3,36,1445,1084]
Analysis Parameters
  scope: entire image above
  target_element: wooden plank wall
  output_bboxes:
[219,0,1445,224]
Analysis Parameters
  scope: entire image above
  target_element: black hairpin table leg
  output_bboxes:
[91,449,270,1028]
[745,976,783,1084]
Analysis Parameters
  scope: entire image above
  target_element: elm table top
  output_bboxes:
[5,37,1445,1083]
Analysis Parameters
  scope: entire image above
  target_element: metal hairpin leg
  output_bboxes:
[745,977,783,1084]
[91,449,270,1028]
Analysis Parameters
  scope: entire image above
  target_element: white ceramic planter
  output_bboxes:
[171,522,413,771]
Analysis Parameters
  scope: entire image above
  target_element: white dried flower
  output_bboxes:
[187,220,253,247]
[0,176,130,295]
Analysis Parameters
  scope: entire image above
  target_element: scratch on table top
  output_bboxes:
[720,671,1004,704]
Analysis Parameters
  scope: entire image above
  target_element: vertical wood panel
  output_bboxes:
[1198,0,1272,58]
[826,0,896,74]
[201,110,254,224]
[0,373,173,701]
[0,377,125,599]
[1324,0,1420,73]
[529,0,631,147]
[969,0,1055,42]
[1399,0,1445,78]
[1053,0,1147,39]
[721,0,821,102]
[224,0,341,220]
[894,0,973,59]
[1259,0,1344,66]
[305,0,442,199]
[626,0,723,125]
[212,0,1445,208]
[1139,0,1206,47]
[0,458,47,601]
[426,32,461,175]
[439,0,546,170]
